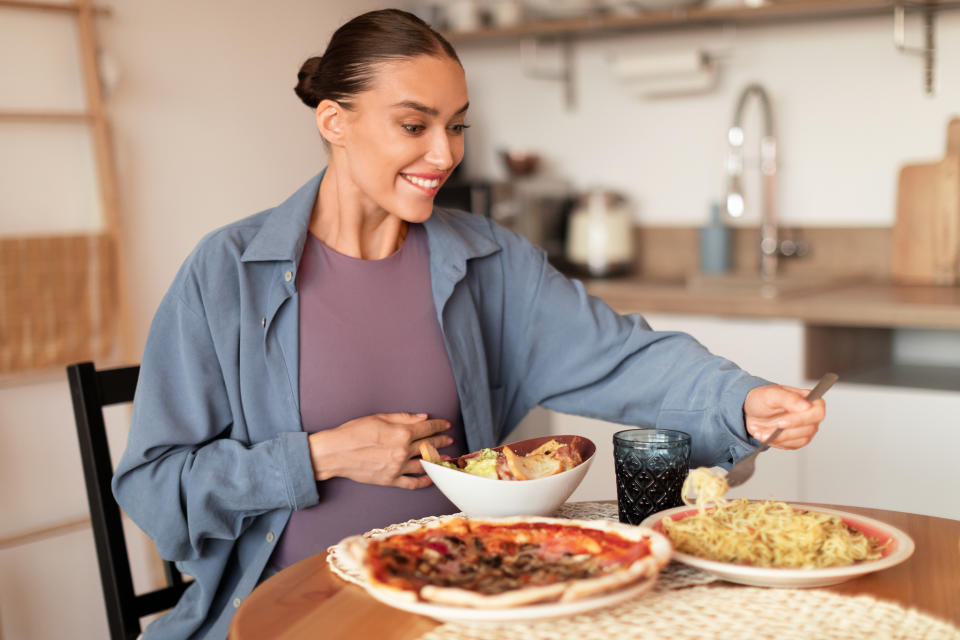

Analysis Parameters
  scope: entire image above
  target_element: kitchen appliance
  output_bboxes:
[500,177,576,268]
[565,189,635,277]
[891,119,960,285]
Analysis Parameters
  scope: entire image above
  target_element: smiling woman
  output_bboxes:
[308,55,470,247]
[111,8,827,640]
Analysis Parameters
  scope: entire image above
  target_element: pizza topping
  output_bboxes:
[365,519,654,598]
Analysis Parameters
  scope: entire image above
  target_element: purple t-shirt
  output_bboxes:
[270,224,465,568]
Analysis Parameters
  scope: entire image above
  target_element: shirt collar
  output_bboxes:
[240,168,501,266]
[240,171,323,264]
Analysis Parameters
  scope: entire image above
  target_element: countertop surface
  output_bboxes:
[582,276,960,330]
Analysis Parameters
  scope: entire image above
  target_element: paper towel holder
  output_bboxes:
[609,47,726,99]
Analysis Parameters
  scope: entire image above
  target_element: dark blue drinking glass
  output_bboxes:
[614,428,691,525]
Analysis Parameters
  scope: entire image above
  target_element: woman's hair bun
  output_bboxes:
[294,56,323,108]
[292,10,461,111]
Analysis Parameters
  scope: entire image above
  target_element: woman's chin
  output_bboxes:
[396,201,436,223]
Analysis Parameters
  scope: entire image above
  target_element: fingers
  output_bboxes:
[405,418,452,440]
[780,385,809,396]
[401,458,429,475]
[770,430,818,450]
[772,386,815,413]
[753,424,819,449]
[746,385,815,418]
[329,413,454,488]
[392,473,434,490]
[745,384,825,451]
[750,399,825,432]
[381,412,430,423]
[424,433,454,452]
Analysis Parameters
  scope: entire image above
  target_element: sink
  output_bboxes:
[685,273,862,299]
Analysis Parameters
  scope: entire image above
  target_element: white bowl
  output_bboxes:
[421,435,596,517]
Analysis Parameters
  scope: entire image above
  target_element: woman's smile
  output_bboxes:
[399,172,446,195]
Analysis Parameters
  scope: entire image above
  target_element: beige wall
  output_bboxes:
[0,2,386,638]
[102,0,389,351]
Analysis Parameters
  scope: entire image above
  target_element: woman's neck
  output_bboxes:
[309,164,408,260]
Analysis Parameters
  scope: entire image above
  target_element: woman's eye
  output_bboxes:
[449,124,471,135]
[402,124,425,134]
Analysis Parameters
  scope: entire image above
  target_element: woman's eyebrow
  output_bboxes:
[391,100,470,116]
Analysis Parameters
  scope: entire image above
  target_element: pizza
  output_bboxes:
[343,515,672,608]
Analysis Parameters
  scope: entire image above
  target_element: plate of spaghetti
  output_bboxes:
[639,468,915,588]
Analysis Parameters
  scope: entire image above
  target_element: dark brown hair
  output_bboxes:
[294,9,461,110]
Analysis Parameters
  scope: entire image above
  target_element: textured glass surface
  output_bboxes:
[614,430,691,525]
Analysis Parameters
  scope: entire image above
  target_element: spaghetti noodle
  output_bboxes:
[662,467,886,568]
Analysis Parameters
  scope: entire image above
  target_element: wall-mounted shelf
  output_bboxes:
[0,0,110,15]
[444,0,960,43]
[444,0,960,105]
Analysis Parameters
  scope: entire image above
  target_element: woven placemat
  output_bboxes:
[418,586,960,640]
[325,502,960,640]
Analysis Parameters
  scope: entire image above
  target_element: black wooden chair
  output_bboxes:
[67,361,189,640]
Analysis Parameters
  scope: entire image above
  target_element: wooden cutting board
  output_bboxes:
[891,155,960,285]
[948,117,960,155]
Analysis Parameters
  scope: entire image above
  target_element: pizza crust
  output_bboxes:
[420,582,567,608]
[559,555,660,602]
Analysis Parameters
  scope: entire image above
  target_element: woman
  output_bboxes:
[113,9,824,639]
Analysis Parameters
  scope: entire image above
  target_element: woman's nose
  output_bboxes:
[425,130,454,171]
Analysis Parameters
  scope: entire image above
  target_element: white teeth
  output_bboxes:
[404,175,439,189]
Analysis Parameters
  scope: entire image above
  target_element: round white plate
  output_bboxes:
[640,503,915,588]
[363,572,660,624]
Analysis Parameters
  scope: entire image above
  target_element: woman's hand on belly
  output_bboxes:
[307,413,453,489]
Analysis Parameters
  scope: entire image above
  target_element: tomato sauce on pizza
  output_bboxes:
[363,518,655,598]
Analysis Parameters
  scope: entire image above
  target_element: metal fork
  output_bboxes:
[725,372,838,488]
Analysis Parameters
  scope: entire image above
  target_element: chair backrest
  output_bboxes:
[67,361,188,640]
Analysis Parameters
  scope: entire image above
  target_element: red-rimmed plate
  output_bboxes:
[640,503,915,588]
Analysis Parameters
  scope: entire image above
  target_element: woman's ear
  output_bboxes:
[316,99,345,146]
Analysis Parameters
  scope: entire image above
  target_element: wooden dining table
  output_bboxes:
[228,503,960,640]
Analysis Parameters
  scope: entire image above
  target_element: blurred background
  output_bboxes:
[1,0,959,637]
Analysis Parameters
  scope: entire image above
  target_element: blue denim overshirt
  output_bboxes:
[113,171,767,638]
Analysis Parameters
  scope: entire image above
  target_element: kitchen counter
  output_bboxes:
[583,277,960,330]
[579,275,960,392]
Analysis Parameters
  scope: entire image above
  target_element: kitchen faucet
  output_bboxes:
[725,83,779,280]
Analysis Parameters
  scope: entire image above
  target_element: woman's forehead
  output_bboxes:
[361,56,468,113]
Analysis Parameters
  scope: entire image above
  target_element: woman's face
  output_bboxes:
[335,54,469,222]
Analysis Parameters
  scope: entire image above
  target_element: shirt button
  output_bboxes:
[233,597,242,608]
[266,532,275,543]
[284,270,293,282]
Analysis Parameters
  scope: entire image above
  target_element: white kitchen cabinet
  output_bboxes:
[797,383,960,520]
